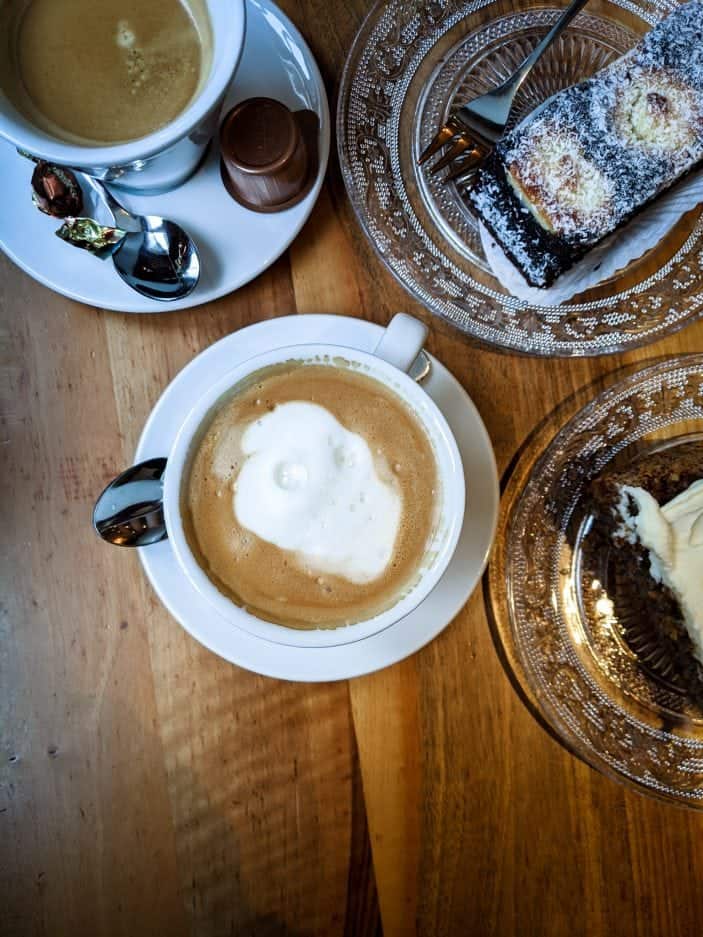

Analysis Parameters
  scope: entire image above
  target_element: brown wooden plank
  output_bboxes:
[0,206,370,935]
[350,324,703,937]
[0,258,188,937]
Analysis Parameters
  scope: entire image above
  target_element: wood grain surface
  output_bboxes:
[2,1,703,935]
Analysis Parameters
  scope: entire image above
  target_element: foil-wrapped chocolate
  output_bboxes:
[55,218,126,257]
[31,161,83,218]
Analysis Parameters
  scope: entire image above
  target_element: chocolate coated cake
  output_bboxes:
[469,1,703,287]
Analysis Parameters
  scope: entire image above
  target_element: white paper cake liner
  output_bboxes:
[479,169,703,305]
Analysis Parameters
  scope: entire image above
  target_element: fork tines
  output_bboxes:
[418,115,488,180]
[417,118,461,166]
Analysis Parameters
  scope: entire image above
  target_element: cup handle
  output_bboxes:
[373,313,429,375]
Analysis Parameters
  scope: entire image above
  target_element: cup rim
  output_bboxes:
[162,340,466,649]
[0,0,246,166]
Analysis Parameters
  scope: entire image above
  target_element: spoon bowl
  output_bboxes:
[79,173,201,301]
[93,457,167,547]
[112,217,201,301]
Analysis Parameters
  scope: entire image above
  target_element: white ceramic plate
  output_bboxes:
[134,314,500,681]
[0,0,330,312]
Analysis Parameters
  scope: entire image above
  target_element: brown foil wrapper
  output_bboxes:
[219,99,318,213]
[31,161,83,218]
[55,218,126,257]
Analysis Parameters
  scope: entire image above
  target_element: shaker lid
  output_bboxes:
[220,97,297,174]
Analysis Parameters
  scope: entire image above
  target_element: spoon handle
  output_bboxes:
[78,172,142,233]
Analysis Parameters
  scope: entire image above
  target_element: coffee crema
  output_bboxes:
[183,363,441,629]
[0,0,212,144]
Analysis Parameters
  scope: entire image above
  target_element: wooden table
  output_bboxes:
[3,2,703,935]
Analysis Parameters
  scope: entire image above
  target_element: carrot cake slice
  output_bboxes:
[590,441,703,693]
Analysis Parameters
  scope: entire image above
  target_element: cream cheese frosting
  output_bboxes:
[617,479,703,660]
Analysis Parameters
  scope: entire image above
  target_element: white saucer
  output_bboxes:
[0,0,330,313]
[134,315,499,681]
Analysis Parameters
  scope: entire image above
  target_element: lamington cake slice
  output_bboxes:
[590,442,703,693]
[468,1,703,288]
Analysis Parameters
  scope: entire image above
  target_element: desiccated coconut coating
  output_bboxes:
[468,1,703,287]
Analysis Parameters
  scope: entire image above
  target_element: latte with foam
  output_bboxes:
[183,363,440,629]
[0,0,212,144]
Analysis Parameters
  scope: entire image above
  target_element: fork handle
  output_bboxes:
[503,0,592,96]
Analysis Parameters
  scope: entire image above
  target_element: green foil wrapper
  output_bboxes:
[55,217,127,257]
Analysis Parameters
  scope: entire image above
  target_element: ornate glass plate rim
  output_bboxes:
[489,355,703,806]
[337,0,703,357]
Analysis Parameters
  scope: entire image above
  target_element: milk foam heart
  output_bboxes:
[233,401,402,583]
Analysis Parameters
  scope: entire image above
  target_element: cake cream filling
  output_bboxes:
[615,479,703,661]
[505,168,556,233]
[611,67,703,156]
[504,126,615,239]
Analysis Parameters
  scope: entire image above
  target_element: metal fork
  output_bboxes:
[418,0,591,180]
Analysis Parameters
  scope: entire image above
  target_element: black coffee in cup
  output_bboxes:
[0,0,213,144]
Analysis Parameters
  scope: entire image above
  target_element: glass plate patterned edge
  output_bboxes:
[488,355,703,805]
[337,0,703,357]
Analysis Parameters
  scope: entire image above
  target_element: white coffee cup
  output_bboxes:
[159,314,466,648]
[0,0,246,193]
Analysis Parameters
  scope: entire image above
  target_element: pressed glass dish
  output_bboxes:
[489,356,703,805]
[337,0,703,357]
